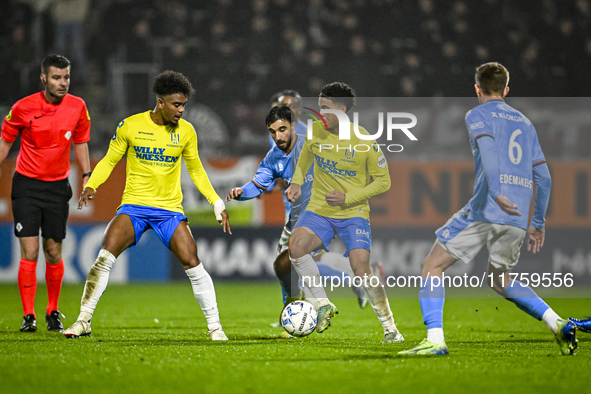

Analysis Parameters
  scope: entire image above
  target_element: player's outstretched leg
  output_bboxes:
[170,221,227,341]
[555,319,577,356]
[569,317,591,333]
[490,264,577,355]
[64,249,116,338]
[186,263,228,341]
[503,281,577,355]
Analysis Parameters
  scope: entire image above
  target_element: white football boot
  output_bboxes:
[64,320,92,338]
[209,327,229,341]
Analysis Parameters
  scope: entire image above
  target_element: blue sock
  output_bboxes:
[419,277,445,329]
[280,283,288,305]
[503,280,550,320]
[317,263,351,286]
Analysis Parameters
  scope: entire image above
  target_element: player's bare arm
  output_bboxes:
[286,183,301,202]
[527,226,545,254]
[226,187,244,201]
[325,190,345,206]
[78,187,96,209]
[273,178,288,190]
[0,138,13,165]
[495,194,521,216]
[73,142,91,188]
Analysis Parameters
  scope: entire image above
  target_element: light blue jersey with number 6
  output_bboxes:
[464,100,547,229]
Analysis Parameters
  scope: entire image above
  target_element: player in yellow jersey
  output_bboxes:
[286,82,404,343]
[64,71,231,341]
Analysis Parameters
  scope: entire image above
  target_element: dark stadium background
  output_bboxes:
[1,0,590,287]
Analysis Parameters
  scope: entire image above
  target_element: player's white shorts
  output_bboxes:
[277,225,291,254]
[435,210,526,271]
[276,222,322,258]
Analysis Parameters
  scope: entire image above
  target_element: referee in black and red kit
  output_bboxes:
[0,55,91,332]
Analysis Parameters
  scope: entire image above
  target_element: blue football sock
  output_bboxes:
[317,263,351,286]
[280,284,288,305]
[419,277,445,329]
[503,280,550,320]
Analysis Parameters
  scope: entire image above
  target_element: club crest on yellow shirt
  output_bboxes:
[344,147,355,160]
[171,133,180,144]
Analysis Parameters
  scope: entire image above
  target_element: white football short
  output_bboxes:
[436,213,526,271]
[277,224,291,254]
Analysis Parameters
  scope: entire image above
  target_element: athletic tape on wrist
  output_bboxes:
[213,199,225,221]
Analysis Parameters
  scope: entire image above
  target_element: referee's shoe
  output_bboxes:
[20,314,37,332]
[46,311,64,332]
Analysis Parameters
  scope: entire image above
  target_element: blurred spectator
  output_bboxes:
[0,24,35,105]
[153,0,190,37]
[126,18,154,62]
[50,0,90,80]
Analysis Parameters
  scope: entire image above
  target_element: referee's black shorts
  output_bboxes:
[11,172,73,240]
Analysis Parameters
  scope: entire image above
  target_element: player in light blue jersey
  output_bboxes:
[266,90,309,219]
[226,106,367,318]
[400,62,577,356]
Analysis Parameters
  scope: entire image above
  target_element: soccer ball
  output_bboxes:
[281,300,318,337]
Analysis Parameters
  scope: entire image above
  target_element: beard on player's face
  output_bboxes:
[162,107,181,131]
[165,118,179,132]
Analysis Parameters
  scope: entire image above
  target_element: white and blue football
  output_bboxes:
[280,300,318,337]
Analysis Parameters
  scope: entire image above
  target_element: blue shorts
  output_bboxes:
[294,210,372,257]
[116,204,188,249]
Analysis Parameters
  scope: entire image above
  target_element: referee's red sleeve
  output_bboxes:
[73,101,91,144]
[1,105,23,143]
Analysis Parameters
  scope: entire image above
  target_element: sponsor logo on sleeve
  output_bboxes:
[377,154,386,168]
[469,122,484,130]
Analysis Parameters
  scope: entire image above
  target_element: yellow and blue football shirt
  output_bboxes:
[292,121,390,219]
[86,111,220,213]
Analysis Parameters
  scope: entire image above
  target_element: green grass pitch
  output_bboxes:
[1,282,590,393]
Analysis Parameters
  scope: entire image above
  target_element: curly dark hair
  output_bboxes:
[319,82,356,112]
[266,105,294,127]
[41,54,70,75]
[152,70,195,98]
